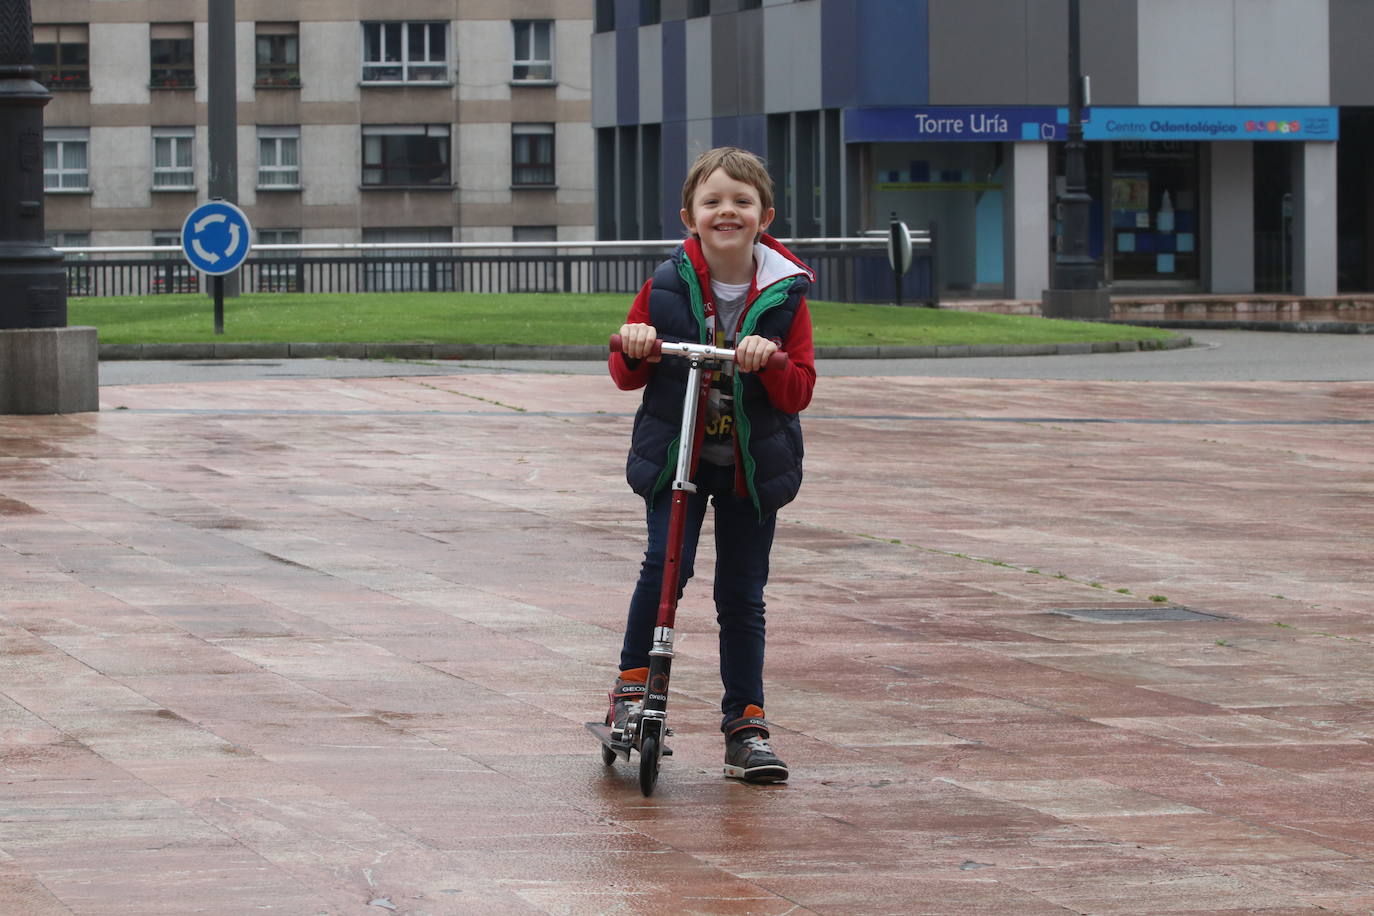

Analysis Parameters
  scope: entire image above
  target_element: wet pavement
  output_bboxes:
[3,358,1374,914]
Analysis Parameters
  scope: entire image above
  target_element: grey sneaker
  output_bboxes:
[722,705,788,783]
[605,668,647,741]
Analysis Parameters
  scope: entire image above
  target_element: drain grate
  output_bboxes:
[1050,606,1227,623]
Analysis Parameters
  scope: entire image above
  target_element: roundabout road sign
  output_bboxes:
[181,200,252,276]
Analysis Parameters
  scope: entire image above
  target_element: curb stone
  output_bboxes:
[1104,318,1374,334]
[98,337,1193,361]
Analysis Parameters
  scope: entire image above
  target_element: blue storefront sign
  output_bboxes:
[845,107,1068,143]
[1085,107,1338,142]
[846,106,1338,144]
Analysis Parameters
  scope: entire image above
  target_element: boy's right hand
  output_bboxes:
[618,323,661,362]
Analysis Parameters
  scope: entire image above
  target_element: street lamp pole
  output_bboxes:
[0,0,98,413]
[1042,0,1111,319]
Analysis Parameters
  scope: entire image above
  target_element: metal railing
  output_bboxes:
[55,230,938,305]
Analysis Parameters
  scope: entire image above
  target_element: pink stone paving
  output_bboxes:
[1,371,1372,913]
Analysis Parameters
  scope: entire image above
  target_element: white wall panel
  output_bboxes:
[301,22,359,103]
[90,127,151,210]
[459,20,510,101]
[1137,0,1234,104]
[556,19,592,102]
[590,31,616,127]
[90,24,149,106]
[1235,0,1329,105]
[639,25,663,125]
[300,125,357,206]
[685,18,712,122]
[457,122,510,204]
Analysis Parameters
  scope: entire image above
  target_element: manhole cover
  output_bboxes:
[1049,606,1227,623]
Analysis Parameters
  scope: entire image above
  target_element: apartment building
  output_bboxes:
[37,1,595,254]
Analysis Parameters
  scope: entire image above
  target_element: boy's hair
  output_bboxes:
[681,147,774,216]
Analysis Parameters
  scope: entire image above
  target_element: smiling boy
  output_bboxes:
[605,147,817,783]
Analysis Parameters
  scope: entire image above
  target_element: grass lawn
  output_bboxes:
[69,292,1178,348]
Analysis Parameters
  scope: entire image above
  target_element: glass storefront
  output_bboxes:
[868,142,1006,297]
[1109,142,1200,285]
[1053,141,1203,289]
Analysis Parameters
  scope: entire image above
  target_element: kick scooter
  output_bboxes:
[587,334,786,796]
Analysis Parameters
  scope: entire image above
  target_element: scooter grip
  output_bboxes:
[766,350,789,373]
[608,334,662,359]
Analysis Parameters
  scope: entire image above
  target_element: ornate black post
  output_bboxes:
[0,0,64,329]
[1042,0,1111,319]
[0,0,98,413]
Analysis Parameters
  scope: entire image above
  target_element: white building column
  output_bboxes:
[1208,142,1254,293]
[1005,142,1050,300]
[1293,142,1338,297]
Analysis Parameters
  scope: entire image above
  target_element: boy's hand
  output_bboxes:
[734,335,778,373]
[619,323,661,362]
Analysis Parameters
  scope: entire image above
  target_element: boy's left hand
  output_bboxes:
[734,335,778,373]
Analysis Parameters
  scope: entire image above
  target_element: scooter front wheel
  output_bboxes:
[638,735,660,796]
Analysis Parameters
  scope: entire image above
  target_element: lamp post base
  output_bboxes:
[1041,288,1112,321]
[0,326,99,414]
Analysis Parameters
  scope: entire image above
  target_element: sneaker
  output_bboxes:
[722,705,788,783]
[605,667,647,741]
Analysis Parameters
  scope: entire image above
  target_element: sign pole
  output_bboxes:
[214,275,224,334]
[180,199,252,333]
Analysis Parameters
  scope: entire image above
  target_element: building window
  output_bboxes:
[512,20,553,82]
[44,128,89,191]
[256,228,302,292]
[150,23,195,89]
[362,22,447,83]
[257,126,301,188]
[256,22,299,87]
[362,125,451,186]
[152,128,195,189]
[512,123,555,187]
[151,230,199,292]
[46,230,91,248]
[512,226,559,291]
[361,227,454,292]
[33,24,89,90]
[258,228,301,247]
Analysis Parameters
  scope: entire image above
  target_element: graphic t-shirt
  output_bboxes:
[701,279,751,466]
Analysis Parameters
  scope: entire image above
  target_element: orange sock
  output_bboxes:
[618,667,648,684]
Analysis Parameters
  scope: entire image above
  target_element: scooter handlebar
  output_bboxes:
[609,334,788,372]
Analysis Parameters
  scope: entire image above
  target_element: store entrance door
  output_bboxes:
[1108,141,1201,286]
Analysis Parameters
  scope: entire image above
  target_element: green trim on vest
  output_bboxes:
[733,278,798,518]
[676,256,710,345]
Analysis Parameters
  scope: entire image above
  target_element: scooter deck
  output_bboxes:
[585,722,672,759]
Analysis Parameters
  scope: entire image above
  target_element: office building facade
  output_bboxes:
[592,0,1374,298]
[37,1,595,254]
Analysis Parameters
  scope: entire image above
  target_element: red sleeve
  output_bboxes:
[608,279,655,391]
[756,296,815,413]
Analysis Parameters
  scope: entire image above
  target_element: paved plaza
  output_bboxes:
[3,350,1373,913]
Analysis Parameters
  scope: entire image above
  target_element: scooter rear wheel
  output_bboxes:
[638,735,660,796]
[601,744,617,766]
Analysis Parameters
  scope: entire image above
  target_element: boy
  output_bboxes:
[605,147,816,783]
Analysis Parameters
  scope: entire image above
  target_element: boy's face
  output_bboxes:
[681,168,775,264]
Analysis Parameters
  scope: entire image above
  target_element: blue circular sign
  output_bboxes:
[181,200,253,276]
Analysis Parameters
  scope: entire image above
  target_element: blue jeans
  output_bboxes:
[619,462,777,722]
